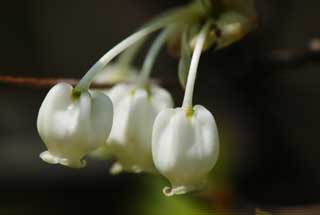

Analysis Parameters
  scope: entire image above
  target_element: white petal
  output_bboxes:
[107,83,173,173]
[152,105,219,195]
[37,83,113,168]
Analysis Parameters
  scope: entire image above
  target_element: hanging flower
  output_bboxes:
[107,83,173,174]
[34,0,257,198]
[37,83,113,168]
[152,105,219,196]
[152,20,220,196]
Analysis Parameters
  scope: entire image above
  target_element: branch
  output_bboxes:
[260,38,320,69]
[0,75,177,89]
[1,38,320,89]
[0,76,116,89]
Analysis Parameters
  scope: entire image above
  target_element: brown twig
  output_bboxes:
[1,38,320,89]
[260,38,320,69]
[0,76,116,89]
[0,75,178,89]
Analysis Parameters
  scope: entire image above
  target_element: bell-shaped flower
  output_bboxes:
[88,64,138,160]
[152,105,219,196]
[106,83,173,174]
[37,83,113,168]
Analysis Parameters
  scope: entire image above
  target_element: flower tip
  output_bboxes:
[162,186,188,197]
[40,151,86,168]
[162,181,207,197]
[109,162,123,175]
[131,165,143,174]
[109,163,146,175]
[162,186,175,197]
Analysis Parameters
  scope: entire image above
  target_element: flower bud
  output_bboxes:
[107,83,173,174]
[37,83,113,168]
[216,11,254,49]
[152,105,219,196]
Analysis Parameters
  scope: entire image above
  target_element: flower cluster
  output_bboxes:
[37,0,256,196]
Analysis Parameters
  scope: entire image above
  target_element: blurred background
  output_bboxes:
[1,0,320,214]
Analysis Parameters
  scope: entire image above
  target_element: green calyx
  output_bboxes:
[72,87,82,100]
[184,106,195,118]
[168,0,257,57]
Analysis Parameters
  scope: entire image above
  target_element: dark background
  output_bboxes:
[1,0,320,214]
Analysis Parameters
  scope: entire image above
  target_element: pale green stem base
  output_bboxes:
[182,20,212,111]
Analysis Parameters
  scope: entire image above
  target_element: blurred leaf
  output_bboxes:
[208,0,257,18]
[136,176,214,215]
[256,208,272,215]
[220,0,257,18]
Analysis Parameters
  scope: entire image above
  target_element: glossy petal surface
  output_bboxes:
[37,83,113,168]
[152,105,219,196]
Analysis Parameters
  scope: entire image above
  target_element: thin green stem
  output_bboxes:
[75,25,159,92]
[74,2,203,92]
[182,20,212,110]
[117,39,144,68]
[138,26,174,85]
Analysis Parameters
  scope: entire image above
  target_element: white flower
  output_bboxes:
[152,105,219,196]
[88,64,138,160]
[106,83,173,174]
[37,83,113,168]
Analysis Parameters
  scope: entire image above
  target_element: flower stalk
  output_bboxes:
[75,25,158,92]
[182,20,212,112]
[138,27,174,86]
[75,1,204,93]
